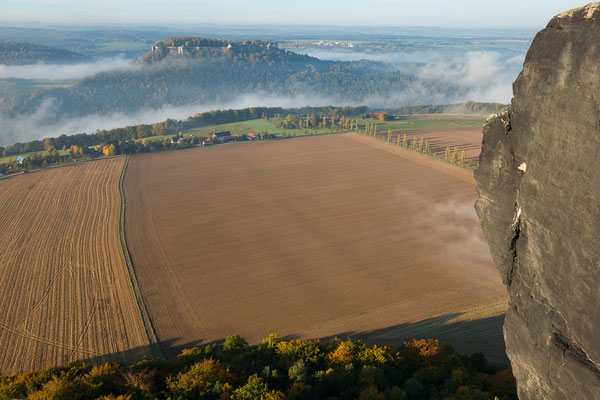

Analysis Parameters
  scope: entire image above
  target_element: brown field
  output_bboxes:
[0,158,151,374]
[124,133,508,361]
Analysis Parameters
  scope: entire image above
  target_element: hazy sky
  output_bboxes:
[0,0,588,28]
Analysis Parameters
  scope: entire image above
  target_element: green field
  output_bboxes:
[3,114,486,164]
[0,150,69,164]
[354,115,486,132]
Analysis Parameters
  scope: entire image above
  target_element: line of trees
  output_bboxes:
[0,334,516,400]
[1,106,369,159]
[355,128,475,170]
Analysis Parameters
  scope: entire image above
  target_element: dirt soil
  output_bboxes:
[0,159,151,374]
[124,133,507,360]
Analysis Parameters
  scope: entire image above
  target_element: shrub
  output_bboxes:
[449,385,490,400]
[83,363,124,395]
[488,368,517,399]
[327,341,355,365]
[358,384,385,400]
[262,334,280,349]
[124,369,157,399]
[28,374,89,400]
[223,334,248,352]
[0,374,32,400]
[231,374,284,400]
[166,359,235,399]
[358,365,386,389]
[275,340,322,368]
[288,360,308,383]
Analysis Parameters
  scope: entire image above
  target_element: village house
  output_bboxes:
[212,131,231,143]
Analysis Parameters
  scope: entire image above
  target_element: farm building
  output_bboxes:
[212,131,231,143]
[223,135,240,143]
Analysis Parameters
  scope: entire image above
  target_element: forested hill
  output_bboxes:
[0,36,463,119]
[0,41,89,65]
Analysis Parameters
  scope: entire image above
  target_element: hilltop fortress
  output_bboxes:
[149,36,279,60]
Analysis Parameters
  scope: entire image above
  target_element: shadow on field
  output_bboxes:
[321,312,508,365]
[77,338,203,366]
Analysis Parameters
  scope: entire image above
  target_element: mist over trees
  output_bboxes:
[0,41,90,65]
[0,38,465,120]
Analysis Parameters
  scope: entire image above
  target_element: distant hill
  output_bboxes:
[0,36,464,119]
[0,41,90,65]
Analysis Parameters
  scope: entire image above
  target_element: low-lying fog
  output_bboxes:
[301,48,526,104]
[0,94,341,147]
[0,46,526,146]
[0,57,132,80]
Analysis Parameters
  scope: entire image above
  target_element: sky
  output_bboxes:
[0,0,589,28]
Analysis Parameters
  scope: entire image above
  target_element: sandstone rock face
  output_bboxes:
[475,4,600,399]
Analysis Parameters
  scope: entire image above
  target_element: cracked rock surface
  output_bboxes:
[475,3,600,399]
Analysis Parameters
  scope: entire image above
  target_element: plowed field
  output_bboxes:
[0,159,151,374]
[124,133,507,359]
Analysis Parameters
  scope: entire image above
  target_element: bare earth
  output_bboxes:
[124,133,508,360]
[0,159,151,374]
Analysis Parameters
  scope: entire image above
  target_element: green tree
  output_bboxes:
[232,375,284,400]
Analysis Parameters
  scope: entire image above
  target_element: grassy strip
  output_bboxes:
[117,155,164,358]
[0,156,113,181]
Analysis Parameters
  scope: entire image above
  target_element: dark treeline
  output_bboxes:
[0,41,89,65]
[0,335,516,400]
[0,106,367,157]
[0,105,368,176]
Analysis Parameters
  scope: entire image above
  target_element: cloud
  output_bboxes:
[0,57,133,80]
[302,48,525,104]
[394,189,493,275]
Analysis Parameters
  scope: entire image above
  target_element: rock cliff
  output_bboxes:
[475,3,600,399]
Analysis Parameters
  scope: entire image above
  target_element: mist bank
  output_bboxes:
[0,97,508,148]
[301,48,526,104]
[0,49,471,119]
[0,93,341,146]
[0,56,132,80]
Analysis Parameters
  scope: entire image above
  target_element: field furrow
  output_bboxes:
[124,133,508,361]
[0,158,152,374]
